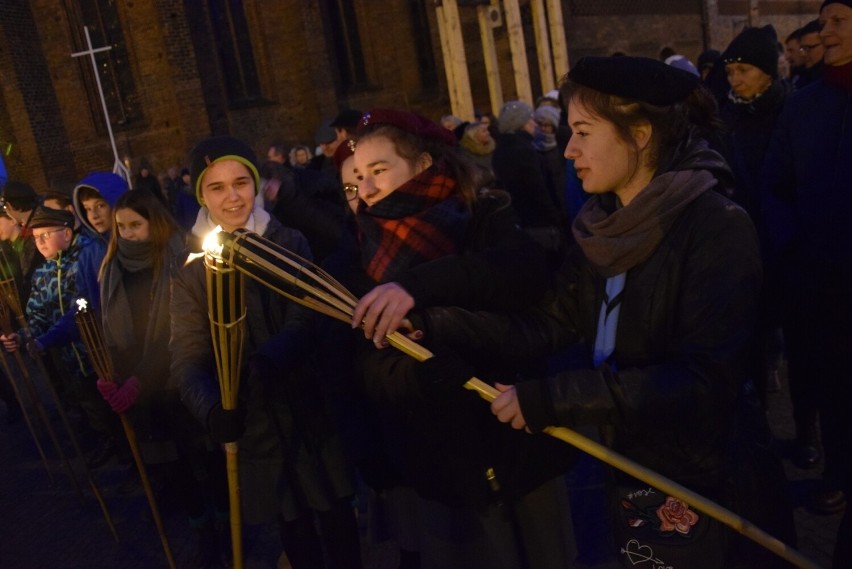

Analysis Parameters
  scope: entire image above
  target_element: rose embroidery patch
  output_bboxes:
[622,495,700,537]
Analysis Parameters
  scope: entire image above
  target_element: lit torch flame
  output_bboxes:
[186,226,224,265]
[76,298,88,313]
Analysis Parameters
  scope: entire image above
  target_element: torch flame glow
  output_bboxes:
[76,298,88,312]
[186,227,225,265]
[202,227,224,256]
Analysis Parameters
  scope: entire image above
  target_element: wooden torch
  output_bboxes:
[202,230,247,569]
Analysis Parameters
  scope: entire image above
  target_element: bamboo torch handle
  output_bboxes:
[224,442,243,569]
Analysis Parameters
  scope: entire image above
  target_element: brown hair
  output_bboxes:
[76,186,104,203]
[559,74,719,176]
[98,190,179,282]
[356,124,484,209]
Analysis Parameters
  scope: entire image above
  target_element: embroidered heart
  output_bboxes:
[622,539,657,565]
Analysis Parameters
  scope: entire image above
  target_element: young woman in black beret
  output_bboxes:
[410,56,796,568]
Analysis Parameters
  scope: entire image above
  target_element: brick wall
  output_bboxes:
[0,0,827,186]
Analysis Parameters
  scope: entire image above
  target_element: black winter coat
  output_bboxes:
[718,80,790,226]
[419,189,762,491]
[353,190,574,507]
[171,216,350,522]
[492,131,562,228]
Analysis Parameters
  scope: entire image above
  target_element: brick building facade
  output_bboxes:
[0,0,823,192]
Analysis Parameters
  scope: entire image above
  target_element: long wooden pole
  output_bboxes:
[502,0,533,103]
[75,302,176,569]
[0,270,118,541]
[0,315,53,481]
[389,335,823,569]
[20,326,120,542]
[530,0,555,93]
[545,0,570,79]
[477,3,503,116]
[435,5,460,117]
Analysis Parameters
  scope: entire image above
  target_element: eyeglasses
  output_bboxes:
[33,228,66,243]
[799,43,822,53]
[342,183,359,202]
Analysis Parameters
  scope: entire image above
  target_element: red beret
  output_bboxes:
[333,139,357,172]
[358,108,457,147]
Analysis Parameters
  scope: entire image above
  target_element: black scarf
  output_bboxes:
[356,164,470,282]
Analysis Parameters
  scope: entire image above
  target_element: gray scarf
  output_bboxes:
[572,169,716,277]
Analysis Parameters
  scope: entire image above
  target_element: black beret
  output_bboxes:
[29,206,75,229]
[722,25,779,79]
[330,109,363,129]
[188,135,260,205]
[2,181,37,201]
[567,56,701,106]
[358,108,458,147]
[800,19,823,36]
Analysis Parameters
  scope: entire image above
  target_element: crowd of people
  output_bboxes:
[0,0,850,567]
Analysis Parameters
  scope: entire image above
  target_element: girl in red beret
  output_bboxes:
[344,109,574,569]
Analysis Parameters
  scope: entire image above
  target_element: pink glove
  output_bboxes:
[96,378,118,400]
[104,376,140,414]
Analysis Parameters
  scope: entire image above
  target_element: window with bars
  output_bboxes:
[409,0,439,92]
[207,0,263,107]
[325,0,369,91]
[67,0,140,130]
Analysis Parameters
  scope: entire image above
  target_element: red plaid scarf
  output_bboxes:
[357,164,470,283]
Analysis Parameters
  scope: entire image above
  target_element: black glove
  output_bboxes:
[207,403,247,443]
[415,351,476,396]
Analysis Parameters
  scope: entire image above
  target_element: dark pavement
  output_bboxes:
[0,360,841,569]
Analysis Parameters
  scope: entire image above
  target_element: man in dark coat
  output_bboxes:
[491,101,564,256]
[761,0,852,516]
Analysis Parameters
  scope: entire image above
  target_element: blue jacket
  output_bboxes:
[28,233,95,379]
[761,78,852,319]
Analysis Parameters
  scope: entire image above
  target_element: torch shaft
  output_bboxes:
[11,348,83,496]
[0,346,53,481]
[119,413,177,568]
[225,442,243,569]
[204,253,246,568]
[75,307,176,565]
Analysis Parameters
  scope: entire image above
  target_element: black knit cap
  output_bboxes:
[2,180,37,201]
[188,135,260,205]
[722,25,779,78]
[567,56,700,106]
[29,206,75,229]
[822,1,852,11]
